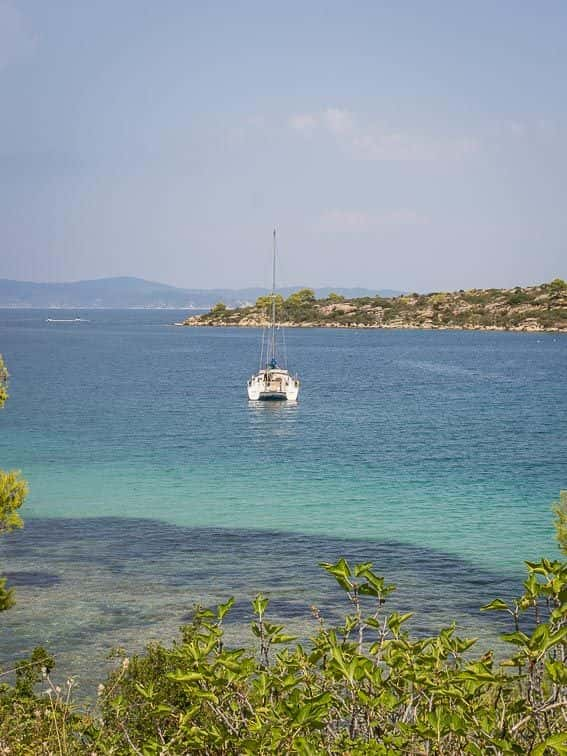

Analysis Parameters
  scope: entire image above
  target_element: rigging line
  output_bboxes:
[259,324,265,371]
[271,228,277,363]
[281,323,288,369]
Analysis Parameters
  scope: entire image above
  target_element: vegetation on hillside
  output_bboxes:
[184,280,567,331]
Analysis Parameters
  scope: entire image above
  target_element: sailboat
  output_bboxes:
[247,231,300,401]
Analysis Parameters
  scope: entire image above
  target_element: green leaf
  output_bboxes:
[359,583,380,597]
[525,560,549,575]
[321,558,351,579]
[156,704,174,715]
[134,681,154,700]
[190,690,219,703]
[252,593,269,616]
[293,737,321,756]
[532,731,567,756]
[480,598,510,612]
[501,631,530,646]
[217,596,234,620]
[354,561,374,577]
[544,626,567,651]
[545,658,567,685]
[387,612,413,634]
[320,558,353,590]
[167,671,205,683]
[365,617,382,629]
[272,633,297,644]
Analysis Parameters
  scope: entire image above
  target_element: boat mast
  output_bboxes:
[270,228,277,365]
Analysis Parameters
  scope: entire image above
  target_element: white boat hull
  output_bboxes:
[247,369,300,401]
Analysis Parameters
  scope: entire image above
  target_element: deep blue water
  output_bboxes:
[0,309,565,692]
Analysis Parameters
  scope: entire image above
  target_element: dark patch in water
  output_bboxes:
[1,517,521,619]
[0,517,525,696]
[4,571,61,588]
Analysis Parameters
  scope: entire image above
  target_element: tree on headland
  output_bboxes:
[327,292,345,303]
[0,355,27,612]
[282,288,318,322]
[285,288,316,307]
[255,294,284,312]
[549,278,567,292]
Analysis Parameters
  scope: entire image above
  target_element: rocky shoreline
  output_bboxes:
[182,317,565,333]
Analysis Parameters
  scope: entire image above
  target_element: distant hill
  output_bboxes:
[184,280,567,332]
[0,277,401,308]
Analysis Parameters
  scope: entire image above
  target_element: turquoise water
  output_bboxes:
[0,309,565,691]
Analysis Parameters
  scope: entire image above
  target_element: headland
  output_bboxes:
[183,279,567,332]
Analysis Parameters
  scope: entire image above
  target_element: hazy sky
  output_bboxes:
[1,1,566,291]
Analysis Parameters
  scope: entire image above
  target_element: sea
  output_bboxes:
[0,309,565,695]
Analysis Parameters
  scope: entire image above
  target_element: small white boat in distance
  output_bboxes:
[46,317,90,323]
[247,230,300,401]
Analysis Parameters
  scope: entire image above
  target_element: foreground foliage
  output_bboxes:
[1,544,566,754]
[0,355,27,612]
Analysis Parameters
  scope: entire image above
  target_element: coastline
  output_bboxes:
[182,319,566,334]
[182,281,567,333]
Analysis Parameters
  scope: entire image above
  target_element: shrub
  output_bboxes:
[2,520,566,753]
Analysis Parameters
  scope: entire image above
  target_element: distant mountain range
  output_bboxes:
[0,277,401,309]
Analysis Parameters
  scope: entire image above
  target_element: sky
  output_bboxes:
[0,1,566,291]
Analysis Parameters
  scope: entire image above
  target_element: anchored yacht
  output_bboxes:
[247,231,300,401]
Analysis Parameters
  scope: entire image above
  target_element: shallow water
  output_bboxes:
[3,518,518,694]
[0,310,565,693]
